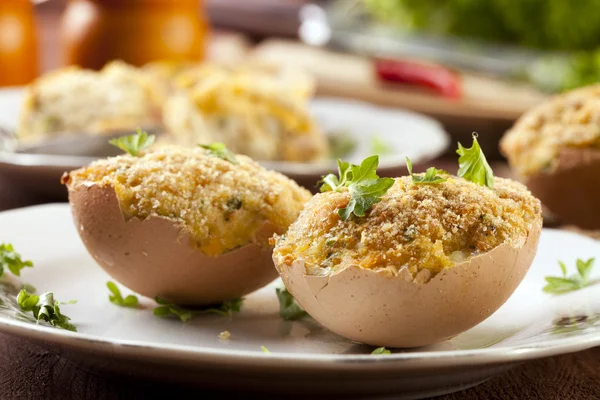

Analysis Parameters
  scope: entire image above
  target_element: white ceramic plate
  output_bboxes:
[0,88,449,199]
[0,204,598,399]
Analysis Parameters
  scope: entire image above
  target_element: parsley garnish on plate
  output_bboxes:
[371,347,391,355]
[107,281,138,308]
[406,157,447,184]
[200,142,239,165]
[544,258,595,295]
[153,297,194,322]
[201,298,244,316]
[153,297,243,322]
[276,288,307,321]
[109,128,155,156]
[327,130,357,159]
[370,135,392,156]
[17,289,77,331]
[320,155,395,221]
[261,346,271,353]
[456,133,494,188]
[0,243,33,278]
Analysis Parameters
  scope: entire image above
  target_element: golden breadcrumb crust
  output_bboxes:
[19,61,162,141]
[501,84,600,176]
[64,146,311,255]
[273,176,541,279]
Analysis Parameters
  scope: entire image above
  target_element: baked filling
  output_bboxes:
[274,176,541,279]
[161,64,329,162]
[501,84,600,177]
[19,61,161,141]
[64,146,311,256]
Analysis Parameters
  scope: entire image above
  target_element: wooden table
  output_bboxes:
[0,2,597,400]
[0,332,597,400]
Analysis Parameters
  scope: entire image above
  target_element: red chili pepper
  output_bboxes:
[374,58,462,99]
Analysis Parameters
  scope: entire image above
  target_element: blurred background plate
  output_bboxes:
[0,88,450,201]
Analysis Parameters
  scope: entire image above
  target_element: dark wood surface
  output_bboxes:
[0,331,598,400]
[0,2,597,399]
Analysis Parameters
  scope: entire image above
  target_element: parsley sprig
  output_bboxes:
[107,281,138,308]
[200,143,239,165]
[276,288,307,321]
[17,289,77,331]
[153,297,244,322]
[320,156,395,221]
[544,258,595,295]
[371,347,391,355]
[457,133,494,188]
[109,128,155,156]
[406,157,447,184]
[0,243,33,278]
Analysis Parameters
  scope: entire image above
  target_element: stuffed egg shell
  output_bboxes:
[62,145,311,305]
[273,176,542,348]
[500,84,600,228]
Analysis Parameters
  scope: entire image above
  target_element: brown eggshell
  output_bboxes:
[525,148,600,229]
[277,219,542,348]
[68,183,279,306]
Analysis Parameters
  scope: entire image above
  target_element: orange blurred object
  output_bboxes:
[0,0,38,87]
[60,0,208,70]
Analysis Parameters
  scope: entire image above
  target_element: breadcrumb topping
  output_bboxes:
[218,330,231,340]
[19,61,161,141]
[161,63,329,162]
[501,84,600,176]
[65,146,311,255]
[273,176,541,279]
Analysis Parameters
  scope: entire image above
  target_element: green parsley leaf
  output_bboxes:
[199,298,244,316]
[107,281,138,308]
[261,346,271,353]
[559,261,568,277]
[0,243,33,278]
[543,258,595,295]
[406,157,447,184]
[17,289,77,331]
[276,288,307,321]
[456,133,494,188]
[200,142,239,165]
[153,297,244,322]
[577,258,594,282]
[321,156,394,221]
[371,347,392,355]
[153,297,194,322]
[17,289,39,311]
[327,130,357,159]
[370,135,391,155]
[108,128,155,156]
[320,160,351,192]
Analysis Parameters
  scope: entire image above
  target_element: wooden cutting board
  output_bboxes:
[250,39,549,157]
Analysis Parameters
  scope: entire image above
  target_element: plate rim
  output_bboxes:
[0,204,598,372]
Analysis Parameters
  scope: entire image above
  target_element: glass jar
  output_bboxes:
[60,0,208,69]
[0,0,38,87]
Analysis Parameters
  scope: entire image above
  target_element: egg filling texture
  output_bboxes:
[274,176,541,280]
[65,146,311,256]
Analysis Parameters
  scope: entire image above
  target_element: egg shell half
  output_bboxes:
[277,219,542,348]
[525,148,600,229]
[68,183,279,305]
